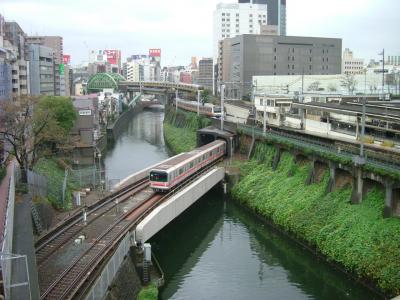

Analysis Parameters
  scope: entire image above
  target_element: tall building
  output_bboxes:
[342,48,364,75]
[213,2,268,63]
[3,21,29,99]
[198,58,214,91]
[219,34,342,98]
[28,44,55,96]
[237,0,286,35]
[26,36,64,95]
[387,55,400,66]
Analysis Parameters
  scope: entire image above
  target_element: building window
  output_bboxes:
[274,48,277,53]
[222,13,225,16]
[236,30,239,33]
[274,56,277,60]
[309,65,312,70]
[292,56,295,61]
[292,65,294,69]
[249,30,253,33]
[274,64,276,69]
[236,13,239,17]
[222,18,225,21]
[249,24,253,28]
[222,34,225,37]
[309,57,312,62]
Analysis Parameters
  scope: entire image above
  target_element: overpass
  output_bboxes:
[34,148,225,300]
[119,81,203,99]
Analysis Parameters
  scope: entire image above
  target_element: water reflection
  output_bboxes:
[152,189,378,300]
[103,110,168,184]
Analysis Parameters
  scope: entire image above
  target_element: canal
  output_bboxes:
[103,110,378,300]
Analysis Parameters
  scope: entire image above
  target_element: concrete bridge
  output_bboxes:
[119,81,203,99]
[34,143,227,300]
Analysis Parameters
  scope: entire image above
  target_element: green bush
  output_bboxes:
[231,144,400,296]
[137,283,158,300]
[34,158,79,210]
[163,106,211,154]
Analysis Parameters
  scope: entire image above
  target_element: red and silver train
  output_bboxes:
[149,140,226,192]
[173,99,222,118]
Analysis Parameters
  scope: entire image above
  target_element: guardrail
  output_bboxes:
[237,124,400,176]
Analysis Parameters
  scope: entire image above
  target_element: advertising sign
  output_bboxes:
[149,49,161,57]
[63,55,71,64]
[59,64,65,75]
[104,49,119,65]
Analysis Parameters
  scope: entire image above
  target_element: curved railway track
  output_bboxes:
[35,178,150,265]
[39,160,222,300]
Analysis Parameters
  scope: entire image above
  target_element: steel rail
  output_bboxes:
[40,160,223,300]
[35,177,149,255]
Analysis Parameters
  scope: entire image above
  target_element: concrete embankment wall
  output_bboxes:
[107,103,143,140]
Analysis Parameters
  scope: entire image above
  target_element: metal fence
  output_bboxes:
[0,161,30,300]
[27,170,48,198]
[238,124,400,174]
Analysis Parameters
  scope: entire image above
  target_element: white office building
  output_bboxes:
[213,2,268,63]
[342,48,364,75]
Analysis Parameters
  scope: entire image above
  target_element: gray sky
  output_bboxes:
[2,0,399,66]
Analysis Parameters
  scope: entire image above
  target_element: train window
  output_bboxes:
[190,162,194,168]
[179,168,184,175]
[150,171,168,182]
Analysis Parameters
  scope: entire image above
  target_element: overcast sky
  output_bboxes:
[1,0,399,66]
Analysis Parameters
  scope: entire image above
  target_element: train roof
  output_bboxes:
[151,140,225,172]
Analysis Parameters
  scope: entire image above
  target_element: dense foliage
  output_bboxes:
[137,283,158,300]
[232,142,400,296]
[34,158,79,210]
[163,106,210,154]
[37,96,77,133]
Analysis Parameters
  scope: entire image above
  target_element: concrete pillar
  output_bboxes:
[271,146,281,171]
[351,168,364,204]
[327,162,336,192]
[383,183,393,218]
[306,159,316,185]
[355,117,360,140]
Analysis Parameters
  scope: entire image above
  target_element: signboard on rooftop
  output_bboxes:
[149,49,161,57]
[63,55,71,64]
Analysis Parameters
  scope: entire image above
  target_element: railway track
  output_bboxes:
[39,161,222,300]
[35,178,150,265]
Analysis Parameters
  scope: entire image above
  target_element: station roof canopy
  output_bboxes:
[293,101,400,122]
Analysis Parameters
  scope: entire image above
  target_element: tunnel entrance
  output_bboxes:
[197,126,237,157]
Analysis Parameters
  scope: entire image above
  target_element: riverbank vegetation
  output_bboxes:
[34,158,79,210]
[232,142,400,296]
[163,106,210,154]
[137,283,158,300]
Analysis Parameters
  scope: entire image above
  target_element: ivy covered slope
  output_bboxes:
[231,142,400,296]
[163,106,210,154]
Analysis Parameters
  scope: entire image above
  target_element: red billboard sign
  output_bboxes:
[149,48,161,57]
[104,50,120,65]
[63,55,71,64]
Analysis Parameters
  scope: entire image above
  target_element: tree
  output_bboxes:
[37,96,77,133]
[0,97,75,182]
[201,89,211,104]
[307,81,321,91]
[341,74,357,95]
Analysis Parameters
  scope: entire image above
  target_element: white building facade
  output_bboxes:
[213,2,268,63]
[342,48,364,75]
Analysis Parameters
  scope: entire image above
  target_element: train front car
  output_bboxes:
[149,169,170,192]
[149,140,226,193]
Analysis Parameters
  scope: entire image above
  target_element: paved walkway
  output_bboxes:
[12,195,40,300]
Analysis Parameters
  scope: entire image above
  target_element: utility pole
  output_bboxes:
[382,49,385,97]
[175,89,178,112]
[360,97,366,157]
[197,89,200,116]
[263,94,267,133]
[220,84,225,131]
